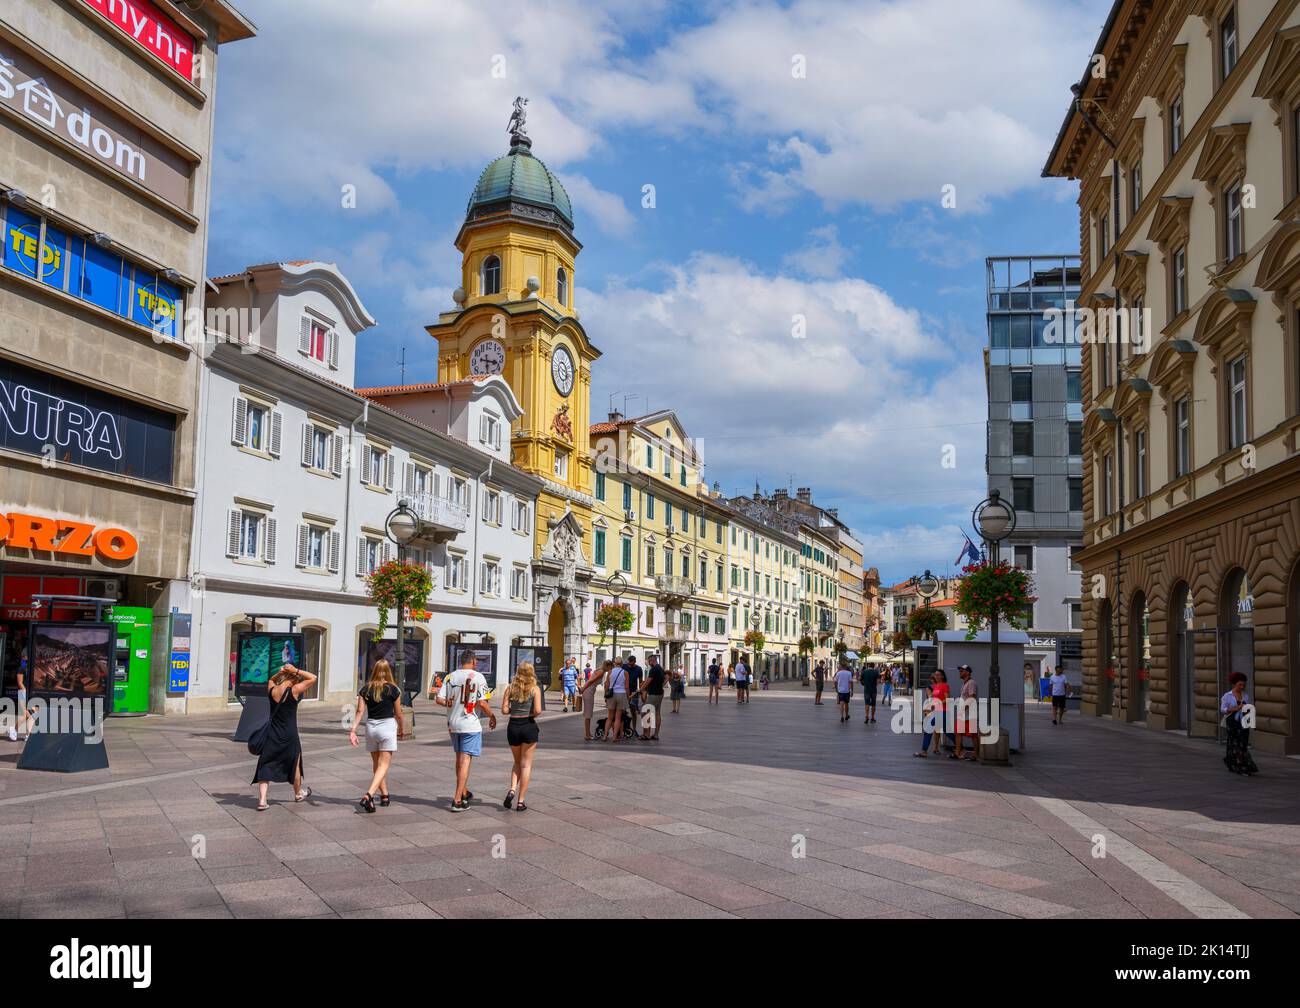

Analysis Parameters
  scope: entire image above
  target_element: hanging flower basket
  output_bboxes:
[907,606,948,642]
[953,560,1033,640]
[366,560,433,636]
[595,602,634,642]
[743,629,766,653]
[833,640,848,655]
[798,635,816,654]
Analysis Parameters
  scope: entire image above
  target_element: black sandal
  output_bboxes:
[379,794,390,807]
[503,790,515,809]
[359,793,375,813]
[515,801,527,811]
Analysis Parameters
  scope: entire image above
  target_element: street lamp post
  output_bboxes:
[973,488,1016,765]
[384,500,420,737]
[606,572,627,667]
[912,570,939,694]
[749,611,762,675]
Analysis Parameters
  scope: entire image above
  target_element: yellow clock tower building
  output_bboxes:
[427,99,599,666]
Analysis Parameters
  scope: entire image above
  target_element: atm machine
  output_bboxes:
[108,606,153,715]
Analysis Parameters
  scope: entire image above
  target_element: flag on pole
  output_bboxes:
[955,533,982,567]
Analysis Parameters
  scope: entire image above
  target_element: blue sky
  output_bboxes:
[207,0,1110,585]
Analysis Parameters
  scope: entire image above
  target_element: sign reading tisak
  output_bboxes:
[0,512,139,562]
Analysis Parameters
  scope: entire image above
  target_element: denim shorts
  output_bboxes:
[450,732,482,756]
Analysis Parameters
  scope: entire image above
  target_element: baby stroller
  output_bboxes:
[593,709,637,740]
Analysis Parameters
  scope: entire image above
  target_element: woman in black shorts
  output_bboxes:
[500,661,541,811]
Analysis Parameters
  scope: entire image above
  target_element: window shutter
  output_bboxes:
[268,411,282,458]
[328,531,340,573]
[382,541,393,564]
[330,434,343,476]
[226,510,241,557]
[264,517,277,564]
[296,524,309,567]
[479,414,488,444]
[300,423,314,467]
[328,329,339,369]
[361,447,372,485]
[299,316,311,354]
[383,453,394,491]
[231,397,247,446]
[404,462,415,495]
[356,538,367,577]
[433,472,441,500]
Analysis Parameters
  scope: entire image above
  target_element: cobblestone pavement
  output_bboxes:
[0,688,1297,918]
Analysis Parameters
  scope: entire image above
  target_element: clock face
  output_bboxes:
[469,339,505,375]
[551,345,575,396]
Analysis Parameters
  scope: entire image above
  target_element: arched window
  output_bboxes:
[481,255,501,296]
[556,267,568,306]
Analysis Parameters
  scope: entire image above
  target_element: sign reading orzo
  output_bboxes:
[0,512,139,562]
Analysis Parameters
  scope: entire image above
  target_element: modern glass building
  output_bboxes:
[984,255,1083,697]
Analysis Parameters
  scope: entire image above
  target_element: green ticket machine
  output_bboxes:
[109,606,153,715]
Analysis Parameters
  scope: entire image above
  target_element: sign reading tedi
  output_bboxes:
[0,511,139,562]
[80,0,197,81]
[0,41,193,208]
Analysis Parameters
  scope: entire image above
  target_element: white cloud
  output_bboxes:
[216,0,1106,217]
[560,175,636,237]
[581,254,988,540]
[782,225,848,279]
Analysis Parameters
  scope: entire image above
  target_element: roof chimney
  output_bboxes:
[773,488,789,500]
[796,487,812,503]
[607,409,623,423]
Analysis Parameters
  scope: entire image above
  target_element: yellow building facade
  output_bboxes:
[587,411,731,681]
[426,119,599,666]
[725,496,802,679]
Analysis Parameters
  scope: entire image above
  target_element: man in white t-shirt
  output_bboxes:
[734,657,750,705]
[435,653,497,811]
[1049,670,1069,725]
[834,662,854,723]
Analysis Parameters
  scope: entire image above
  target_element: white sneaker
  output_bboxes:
[6,728,15,742]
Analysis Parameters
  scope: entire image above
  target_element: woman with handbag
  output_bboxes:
[1221,672,1259,776]
[349,658,404,812]
[581,661,609,741]
[252,662,316,810]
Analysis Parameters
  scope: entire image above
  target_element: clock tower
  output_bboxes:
[427,99,599,668]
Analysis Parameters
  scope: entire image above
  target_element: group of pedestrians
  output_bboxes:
[578,652,687,742]
[911,666,979,760]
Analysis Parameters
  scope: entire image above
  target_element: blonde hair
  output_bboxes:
[509,662,536,702]
[367,658,397,702]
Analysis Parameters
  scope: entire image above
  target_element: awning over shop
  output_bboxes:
[843,651,859,660]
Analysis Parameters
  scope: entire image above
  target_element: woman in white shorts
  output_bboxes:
[349,658,405,813]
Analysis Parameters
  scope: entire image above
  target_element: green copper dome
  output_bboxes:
[466,137,573,230]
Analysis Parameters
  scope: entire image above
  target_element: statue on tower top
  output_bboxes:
[507,96,528,140]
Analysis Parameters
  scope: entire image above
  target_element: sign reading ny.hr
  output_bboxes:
[80,0,196,81]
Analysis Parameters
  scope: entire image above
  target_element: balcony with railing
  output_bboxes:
[660,622,691,642]
[654,575,695,603]
[404,491,469,543]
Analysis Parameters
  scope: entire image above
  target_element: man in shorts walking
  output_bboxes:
[834,661,854,722]
[561,658,578,712]
[813,660,826,705]
[860,663,879,724]
[1049,668,1069,724]
[435,653,497,811]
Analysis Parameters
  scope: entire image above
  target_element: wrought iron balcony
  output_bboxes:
[404,492,468,543]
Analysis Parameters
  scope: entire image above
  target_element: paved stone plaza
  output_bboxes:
[1,687,1298,919]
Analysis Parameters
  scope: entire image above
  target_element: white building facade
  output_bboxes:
[186,261,540,713]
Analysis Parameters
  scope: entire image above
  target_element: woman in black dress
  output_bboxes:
[253,663,316,810]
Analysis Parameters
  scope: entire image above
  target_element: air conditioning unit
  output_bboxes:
[624,510,636,522]
[665,524,675,536]
[86,578,121,601]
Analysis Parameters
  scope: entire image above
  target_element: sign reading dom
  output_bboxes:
[0,358,175,483]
